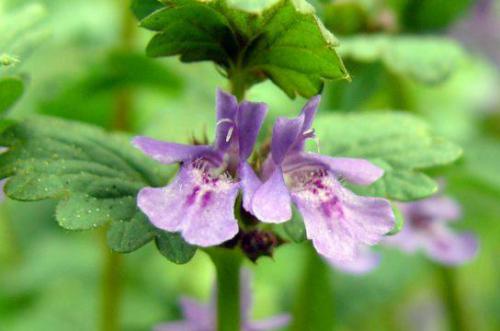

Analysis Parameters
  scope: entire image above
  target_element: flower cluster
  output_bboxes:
[329,192,479,275]
[134,90,395,263]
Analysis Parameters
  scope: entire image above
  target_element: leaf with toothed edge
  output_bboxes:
[0,116,197,264]
[136,0,350,98]
[313,112,462,201]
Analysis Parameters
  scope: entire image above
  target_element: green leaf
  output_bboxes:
[107,213,158,253]
[459,138,500,195]
[322,1,368,35]
[131,0,165,20]
[313,112,462,201]
[386,204,404,236]
[139,0,349,98]
[155,232,197,264]
[0,116,197,264]
[0,77,24,114]
[339,34,465,84]
[283,206,307,243]
[402,0,474,31]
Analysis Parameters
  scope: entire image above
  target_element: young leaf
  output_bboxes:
[313,112,462,201]
[283,206,307,243]
[131,0,164,20]
[339,35,465,84]
[138,0,350,98]
[0,116,197,264]
[0,77,24,115]
[155,232,197,264]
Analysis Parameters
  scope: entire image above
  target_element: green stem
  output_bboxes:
[98,1,136,330]
[435,264,469,331]
[208,249,243,331]
[112,0,136,131]
[229,68,247,101]
[100,230,123,331]
[0,205,22,264]
[291,245,335,331]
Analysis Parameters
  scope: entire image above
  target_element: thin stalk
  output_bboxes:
[98,1,136,330]
[435,264,470,331]
[100,230,123,331]
[0,205,22,264]
[290,245,335,331]
[230,74,246,102]
[208,249,243,331]
[112,0,136,131]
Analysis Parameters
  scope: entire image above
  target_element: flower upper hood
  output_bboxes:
[133,90,267,247]
[247,96,395,263]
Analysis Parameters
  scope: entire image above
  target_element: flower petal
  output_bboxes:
[327,247,381,275]
[291,95,321,152]
[382,223,422,253]
[133,136,212,164]
[403,196,462,223]
[180,297,214,327]
[271,115,305,165]
[215,89,238,151]
[239,162,262,213]
[301,95,321,132]
[138,165,240,247]
[247,314,291,331]
[238,100,268,160]
[251,167,292,223]
[424,228,478,265]
[303,154,384,185]
[294,176,394,261]
[153,321,194,331]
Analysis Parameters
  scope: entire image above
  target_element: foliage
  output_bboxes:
[0,116,196,263]
[0,77,24,115]
[339,34,465,85]
[314,112,462,201]
[135,0,350,98]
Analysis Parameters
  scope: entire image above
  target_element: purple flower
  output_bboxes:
[326,246,381,275]
[246,96,395,262]
[450,0,500,68]
[134,90,267,247]
[0,147,8,202]
[385,195,478,265]
[154,270,290,331]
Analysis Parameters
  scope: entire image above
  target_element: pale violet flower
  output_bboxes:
[385,194,478,265]
[134,90,267,247]
[154,270,290,331]
[244,96,395,263]
[326,246,381,275]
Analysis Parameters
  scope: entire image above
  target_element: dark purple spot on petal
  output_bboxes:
[201,191,212,208]
[320,196,343,219]
[185,186,200,206]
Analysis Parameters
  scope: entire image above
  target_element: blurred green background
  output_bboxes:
[0,0,499,330]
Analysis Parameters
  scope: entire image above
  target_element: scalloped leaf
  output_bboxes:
[136,0,349,98]
[0,116,196,263]
[313,112,462,201]
[339,35,465,84]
